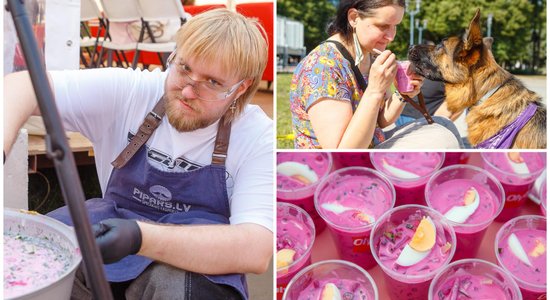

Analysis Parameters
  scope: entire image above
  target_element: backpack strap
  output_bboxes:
[325,40,367,91]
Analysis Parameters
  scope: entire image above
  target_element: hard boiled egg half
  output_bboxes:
[277,161,318,184]
[396,216,436,267]
[506,152,530,175]
[321,203,375,224]
[320,283,342,300]
[444,187,480,224]
[276,248,296,274]
[507,233,532,266]
[507,234,546,267]
[382,158,420,179]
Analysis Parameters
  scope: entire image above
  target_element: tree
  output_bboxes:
[416,0,545,71]
[277,0,546,72]
[277,0,337,52]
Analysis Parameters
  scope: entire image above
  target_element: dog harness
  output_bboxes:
[468,78,509,110]
[475,103,538,148]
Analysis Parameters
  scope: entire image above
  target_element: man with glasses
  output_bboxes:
[4,9,272,300]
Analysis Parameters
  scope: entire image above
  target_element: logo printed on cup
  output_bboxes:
[505,191,528,206]
[352,236,370,253]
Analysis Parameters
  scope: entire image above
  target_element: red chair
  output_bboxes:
[183,4,226,16]
[236,2,274,88]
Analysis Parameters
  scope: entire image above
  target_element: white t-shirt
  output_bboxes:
[50,67,273,232]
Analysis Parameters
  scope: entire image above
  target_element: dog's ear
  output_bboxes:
[483,37,494,50]
[458,9,483,65]
[463,9,482,51]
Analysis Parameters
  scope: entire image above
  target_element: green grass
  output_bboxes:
[276,73,294,149]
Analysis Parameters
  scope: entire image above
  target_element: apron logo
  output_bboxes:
[149,185,172,201]
[133,187,192,213]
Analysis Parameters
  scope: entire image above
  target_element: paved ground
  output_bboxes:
[247,258,273,300]
[517,75,547,103]
[250,82,274,119]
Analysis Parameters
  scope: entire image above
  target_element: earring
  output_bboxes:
[353,27,364,66]
[229,101,237,113]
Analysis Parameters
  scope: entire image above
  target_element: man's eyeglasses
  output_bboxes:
[167,54,244,101]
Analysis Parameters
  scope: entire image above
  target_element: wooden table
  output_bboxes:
[27,132,95,172]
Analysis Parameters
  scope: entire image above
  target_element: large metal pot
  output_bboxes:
[4,208,82,300]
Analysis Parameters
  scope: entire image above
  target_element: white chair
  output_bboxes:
[80,0,106,68]
[98,0,141,68]
[132,0,190,69]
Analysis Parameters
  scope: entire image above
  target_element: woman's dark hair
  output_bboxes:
[327,0,406,45]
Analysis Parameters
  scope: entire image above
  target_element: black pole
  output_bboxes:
[5,1,113,299]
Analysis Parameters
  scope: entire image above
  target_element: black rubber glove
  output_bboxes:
[92,218,142,264]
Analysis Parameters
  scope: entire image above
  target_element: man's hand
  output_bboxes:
[92,218,142,264]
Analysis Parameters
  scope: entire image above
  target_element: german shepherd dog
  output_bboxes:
[408,9,546,149]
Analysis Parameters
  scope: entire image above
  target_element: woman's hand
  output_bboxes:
[367,50,397,96]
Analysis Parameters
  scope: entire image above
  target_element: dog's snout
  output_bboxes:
[408,46,419,60]
[408,44,433,61]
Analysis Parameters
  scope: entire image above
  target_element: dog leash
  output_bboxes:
[399,93,434,124]
[325,40,434,124]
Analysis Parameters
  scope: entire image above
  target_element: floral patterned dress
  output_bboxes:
[289,43,386,149]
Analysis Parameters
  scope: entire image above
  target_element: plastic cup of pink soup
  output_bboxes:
[276,202,316,300]
[371,152,444,207]
[315,167,395,270]
[396,61,414,93]
[370,205,456,300]
[495,215,546,300]
[277,152,333,234]
[425,164,504,260]
[480,152,545,222]
[282,260,378,300]
[428,259,522,300]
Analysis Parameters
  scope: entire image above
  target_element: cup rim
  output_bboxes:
[539,173,547,212]
[314,166,396,232]
[370,152,445,184]
[425,164,506,229]
[282,259,379,300]
[480,152,545,179]
[369,204,457,282]
[276,152,333,195]
[428,258,522,300]
[494,215,547,291]
[276,202,316,274]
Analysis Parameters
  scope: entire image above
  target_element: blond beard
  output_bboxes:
[165,96,215,132]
